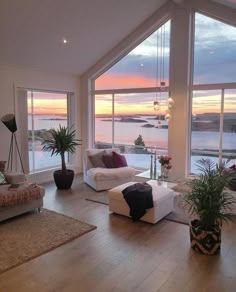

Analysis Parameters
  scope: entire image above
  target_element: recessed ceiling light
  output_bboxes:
[63,38,68,44]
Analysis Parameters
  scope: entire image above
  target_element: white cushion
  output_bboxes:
[4,171,25,184]
[87,166,135,181]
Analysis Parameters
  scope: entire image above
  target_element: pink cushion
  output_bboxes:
[102,152,128,168]
[112,151,128,168]
[102,153,115,168]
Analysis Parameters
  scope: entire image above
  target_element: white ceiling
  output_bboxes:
[213,0,236,9]
[0,0,166,76]
[0,0,235,76]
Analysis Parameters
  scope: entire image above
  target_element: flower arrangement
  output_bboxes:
[158,155,172,166]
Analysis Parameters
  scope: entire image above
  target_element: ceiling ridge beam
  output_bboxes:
[181,0,236,27]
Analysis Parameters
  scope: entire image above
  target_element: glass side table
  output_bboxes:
[135,169,177,189]
[136,169,162,180]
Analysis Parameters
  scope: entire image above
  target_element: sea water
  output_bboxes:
[28,115,236,172]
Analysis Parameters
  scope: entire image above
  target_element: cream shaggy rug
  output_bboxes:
[0,209,96,274]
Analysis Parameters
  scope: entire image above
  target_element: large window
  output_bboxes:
[191,90,221,174]
[190,13,236,174]
[27,90,68,172]
[95,94,113,145]
[194,13,236,85]
[94,21,171,169]
[95,22,170,90]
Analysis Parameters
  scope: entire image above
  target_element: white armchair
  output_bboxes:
[83,148,136,191]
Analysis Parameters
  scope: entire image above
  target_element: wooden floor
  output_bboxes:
[0,175,236,292]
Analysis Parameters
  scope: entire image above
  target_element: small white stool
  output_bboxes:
[108,181,174,224]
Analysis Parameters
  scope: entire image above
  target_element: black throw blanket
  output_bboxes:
[122,183,153,221]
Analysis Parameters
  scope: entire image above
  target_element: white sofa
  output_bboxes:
[83,148,136,191]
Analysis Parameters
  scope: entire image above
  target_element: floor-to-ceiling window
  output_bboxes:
[27,90,68,172]
[94,21,171,169]
[190,13,236,174]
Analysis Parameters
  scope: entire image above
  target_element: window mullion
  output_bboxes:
[219,89,224,164]
[112,93,115,147]
[31,91,35,171]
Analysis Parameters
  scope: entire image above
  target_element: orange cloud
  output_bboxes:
[95,96,168,115]
[28,98,67,115]
[96,73,169,89]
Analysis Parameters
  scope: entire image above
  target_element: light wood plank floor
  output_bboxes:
[0,175,236,292]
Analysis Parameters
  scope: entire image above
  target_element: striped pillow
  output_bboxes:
[0,171,7,185]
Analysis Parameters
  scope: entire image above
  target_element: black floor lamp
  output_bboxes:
[1,114,25,173]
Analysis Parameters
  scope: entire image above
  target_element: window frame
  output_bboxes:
[93,19,171,151]
[16,87,75,174]
[189,11,236,175]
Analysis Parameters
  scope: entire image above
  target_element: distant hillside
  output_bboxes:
[101,117,147,123]
[194,112,236,121]
[192,119,236,132]
[119,118,147,123]
[142,123,155,128]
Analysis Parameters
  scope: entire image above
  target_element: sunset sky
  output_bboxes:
[95,13,236,115]
[31,13,236,116]
[27,91,67,115]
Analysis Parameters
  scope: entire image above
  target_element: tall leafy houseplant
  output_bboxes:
[183,159,236,255]
[42,125,81,189]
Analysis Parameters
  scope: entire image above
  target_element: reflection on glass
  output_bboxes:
[27,91,68,172]
[190,90,221,174]
[113,92,168,151]
[94,91,169,169]
[95,94,113,147]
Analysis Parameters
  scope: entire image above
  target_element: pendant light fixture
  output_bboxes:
[153,27,160,112]
[168,95,175,109]
[153,22,174,121]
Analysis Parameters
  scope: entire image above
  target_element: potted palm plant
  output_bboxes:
[183,159,236,255]
[42,125,81,189]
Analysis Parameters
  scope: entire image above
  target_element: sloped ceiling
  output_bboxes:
[0,0,166,76]
[0,0,235,76]
[213,0,236,9]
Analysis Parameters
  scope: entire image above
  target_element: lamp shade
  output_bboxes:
[1,114,17,133]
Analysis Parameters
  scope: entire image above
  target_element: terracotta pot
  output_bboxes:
[189,220,221,255]
[53,169,74,189]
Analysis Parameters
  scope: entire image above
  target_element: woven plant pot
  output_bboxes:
[190,220,221,255]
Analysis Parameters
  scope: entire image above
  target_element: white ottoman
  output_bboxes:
[108,181,174,224]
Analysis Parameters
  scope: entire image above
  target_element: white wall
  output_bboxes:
[0,64,81,183]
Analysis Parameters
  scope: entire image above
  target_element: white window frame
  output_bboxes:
[188,11,236,174]
[94,87,170,150]
[16,87,75,174]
